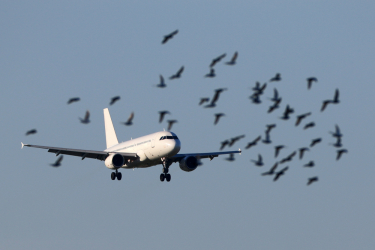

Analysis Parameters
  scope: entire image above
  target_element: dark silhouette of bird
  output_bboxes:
[161,29,178,44]
[229,135,245,147]
[199,97,210,106]
[304,161,315,167]
[333,89,340,103]
[225,51,238,65]
[268,88,281,102]
[79,110,90,124]
[336,149,348,160]
[295,112,312,126]
[156,75,166,88]
[299,147,309,159]
[251,154,264,166]
[330,137,343,148]
[274,145,286,158]
[262,132,272,144]
[266,124,276,134]
[205,68,216,78]
[304,122,315,130]
[26,129,37,136]
[253,82,267,95]
[310,138,322,147]
[245,136,261,149]
[279,151,296,164]
[262,162,278,176]
[110,96,120,105]
[270,73,281,82]
[205,88,227,108]
[50,155,63,167]
[225,153,235,162]
[121,112,134,126]
[280,105,294,120]
[321,89,340,112]
[167,120,177,131]
[330,124,343,138]
[214,113,225,125]
[67,97,80,104]
[220,140,230,150]
[250,93,261,104]
[268,98,282,113]
[307,77,318,89]
[307,176,318,185]
[210,53,226,68]
[158,111,170,123]
[321,100,333,112]
[274,167,288,181]
[169,66,184,79]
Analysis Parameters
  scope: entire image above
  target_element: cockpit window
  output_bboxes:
[160,136,179,140]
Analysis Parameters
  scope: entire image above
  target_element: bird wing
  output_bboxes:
[177,66,184,75]
[84,111,90,120]
[334,89,339,101]
[231,52,238,62]
[127,112,134,123]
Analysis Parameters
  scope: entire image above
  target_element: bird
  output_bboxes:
[295,112,312,126]
[229,135,245,147]
[167,120,177,131]
[330,137,343,148]
[261,162,278,176]
[214,113,225,125]
[199,97,210,106]
[273,167,289,181]
[262,132,272,144]
[110,96,120,105]
[336,149,348,160]
[330,124,343,138]
[265,124,276,134]
[158,111,170,123]
[333,89,340,103]
[225,153,235,162]
[307,176,319,185]
[169,66,184,79]
[304,161,315,167]
[304,122,315,130]
[245,136,261,149]
[205,88,227,108]
[274,145,286,158]
[225,51,238,65]
[279,151,296,164]
[253,82,267,95]
[270,73,281,82]
[121,112,134,126]
[298,147,309,159]
[250,93,261,104]
[321,89,340,112]
[268,88,281,102]
[310,138,322,147]
[67,97,80,104]
[268,98,282,113]
[210,53,226,68]
[79,110,90,124]
[320,100,333,112]
[220,140,230,150]
[26,129,37,136]
[251,154,264,166]
[161,29,178,44]
[156,75,166,88]
[50,155,63,167]
[280,105,294,120]
[205,68,216,78]
[307,77,318,89]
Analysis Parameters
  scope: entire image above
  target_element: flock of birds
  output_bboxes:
[25,29,348,185]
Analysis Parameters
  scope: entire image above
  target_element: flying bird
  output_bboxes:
[304,122,315,130]
[169,66,184,79]
[205,88,227,108]
[268,98,282,113]
[274,145,286,158]
[225,153,235,162]
[279,151,296,164]
[269,88,281,102]
[250,93,261,104]
[310,138,322,147]
[158,111,170,123]
[205,68,216,78]
[220,140,230,150]
[304,161,315,168]
[156,75,166,88]
[261,162,278,176]
[67,97,80,104]
[251,154,264,167]
[79,110,90,124]
[245,136,261,149]
[336,149,348,160]
[229,135,245,147]
[307,77,318,89]
[321,89,340,112]
[330,137,343,148]
[110,96,120,105]
[266,124,276,134]
[167,120,177,131]
[26,129,37,136]
[330,124,343,138]
[280,105,294,120]
[122,112,134,126]
[50,155,63,167]
[320,100,333,112]
[214,113,225,125]
[210,53,226,68]
[307,176,319,185]
[299,147,309,159]
[270,73,281,82]
[253,82,267,95]
[273,167,289,181]
[262,132,272,144]
[199,97,210,106]
[295,112,312,126]
[161,29,178,44]
[225,51,238,65]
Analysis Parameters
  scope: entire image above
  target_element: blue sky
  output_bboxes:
[1,1,375,249]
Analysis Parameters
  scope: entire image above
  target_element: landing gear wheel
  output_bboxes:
[160,173,165,182]
[117,172,122,180]
[163,168,169,174]
[111,172,116,180]
[166,173,171,182]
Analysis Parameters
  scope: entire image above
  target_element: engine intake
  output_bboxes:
[105,153,124,169]
[179,156,198,172]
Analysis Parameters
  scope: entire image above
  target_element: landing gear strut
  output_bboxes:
[160,157,172,182]
[111,169,122,181]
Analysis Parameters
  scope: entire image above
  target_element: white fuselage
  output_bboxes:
[104,131,181,169]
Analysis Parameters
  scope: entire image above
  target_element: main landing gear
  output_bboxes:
[160,157,171,182]
[111,169,122,181]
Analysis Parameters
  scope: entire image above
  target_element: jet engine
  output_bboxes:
[105,153,124,169]
[179,156,198,172]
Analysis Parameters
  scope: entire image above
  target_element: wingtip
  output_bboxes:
[21,142,24,149]
[239,148,242,155]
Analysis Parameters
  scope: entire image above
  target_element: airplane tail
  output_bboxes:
[103,108,119,149]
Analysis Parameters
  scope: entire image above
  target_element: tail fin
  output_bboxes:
[103,108,119,149]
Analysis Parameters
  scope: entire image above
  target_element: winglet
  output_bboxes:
[239,148,242,155]
[21,142,24,149]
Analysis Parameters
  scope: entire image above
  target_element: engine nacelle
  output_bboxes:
[179,156,198,172]
[105,153,124,169]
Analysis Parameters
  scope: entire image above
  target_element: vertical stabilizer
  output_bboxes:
[104,108,119,149]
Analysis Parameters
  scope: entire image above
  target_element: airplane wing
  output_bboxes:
[170,149,241,162]
[21,143,138,161]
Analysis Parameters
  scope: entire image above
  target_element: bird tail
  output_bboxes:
[103,108,119,149]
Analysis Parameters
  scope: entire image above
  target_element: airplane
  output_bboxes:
[22,108,241,182]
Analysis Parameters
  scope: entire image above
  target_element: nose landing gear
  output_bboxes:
[160,157,172,182]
